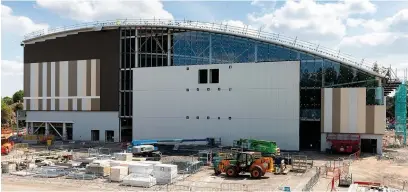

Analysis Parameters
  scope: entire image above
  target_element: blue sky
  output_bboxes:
[2,0,408,97]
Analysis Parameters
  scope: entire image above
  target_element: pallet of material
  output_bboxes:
[86,164,111,177]
[152,164,178,185]
[128,163,154,175]
[114,153,133,161]
[122,173,156,188]
[110,166,129,182]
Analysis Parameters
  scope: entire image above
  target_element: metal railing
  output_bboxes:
[23,19,392,77]
[302,167,321,191]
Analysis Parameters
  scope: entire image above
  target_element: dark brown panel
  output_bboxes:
[91,98,100,111]
[24,64,30,97]
[86,60,92,96]
[38,99,43,111]
[47,99,51,110]
[68,60,77,96]
[24,30,120,111]
[26,100,31,110]
[332,88,341,133]
[366,106,375,134]
[55,99,59,111]
[55,62,60,97]
[68,99,73,111]
[47,62,51,97]
[77,99,82,111]
[38,63,43,98]
[96,59,100,96]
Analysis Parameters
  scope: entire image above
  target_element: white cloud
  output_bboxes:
[1,5,49,35]
[35,0,174,22]
[1,60,24,97]
[248,0,377,40]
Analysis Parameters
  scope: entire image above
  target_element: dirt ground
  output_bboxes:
[312,147,408,191]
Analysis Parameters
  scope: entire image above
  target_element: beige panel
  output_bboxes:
[356,88,367,133]
[332,88,341,133]
[339,88,349,133]
[321,89,325,132]
[374,105,386,134]
[96,59,100,96]
[86,60,91,96]
[91,59,96,96]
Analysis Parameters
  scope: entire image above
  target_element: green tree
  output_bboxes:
[2,96,13,105]
[12,90,24,103]
[1,99,13,125]
[11,102,24,112]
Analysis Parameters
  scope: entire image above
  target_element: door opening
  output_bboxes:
[91,130,100,141]
[360,139,377,153]
[106,130,114,142]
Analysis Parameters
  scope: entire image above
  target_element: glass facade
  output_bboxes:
[119,28,383,121]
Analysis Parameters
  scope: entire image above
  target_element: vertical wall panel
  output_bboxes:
[42,62,47,110]
[30,63,39,110]
[357,88,367,133]
[68,60,77,97]
[96,59,100,96]
[348,88,358,133]
[332,88,341,133]
[91,59,97,96]
[323,88,333,133]
[86,60,92,96]
[73,98,77,111]
[55,62,60,110]
[59,61,69,110]
[51,62,56,110]
[77,60,87,97]
[340,89,349,133]
[24,64,30,98]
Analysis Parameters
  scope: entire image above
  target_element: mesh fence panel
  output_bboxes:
[395,83,407,145]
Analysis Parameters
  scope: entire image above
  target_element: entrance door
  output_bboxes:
[105,130,114,142]
[91,130,100,141]
[361,139,377,153]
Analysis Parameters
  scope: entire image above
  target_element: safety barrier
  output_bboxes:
[302,167,321,191]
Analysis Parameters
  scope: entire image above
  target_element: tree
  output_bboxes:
[2,96,13,105]
[12,90,24,103]
[11,102,24,112]
[1,99,12,125]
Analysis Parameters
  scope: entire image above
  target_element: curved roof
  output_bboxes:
[22,19,385,78]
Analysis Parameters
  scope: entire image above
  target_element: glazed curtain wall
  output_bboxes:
[120,29,383,120]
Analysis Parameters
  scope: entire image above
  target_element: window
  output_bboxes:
[210,69,219,83]
[199,69,208,84]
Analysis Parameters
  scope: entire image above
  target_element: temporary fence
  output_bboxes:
[302,167,322,191]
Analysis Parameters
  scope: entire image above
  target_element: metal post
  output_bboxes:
[29,122,34,135]
[45,122,49,136]
[63,123,67,140]
[167,30,171,66]
[135,29,138,68]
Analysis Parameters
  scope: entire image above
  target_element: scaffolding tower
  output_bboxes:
[395,83,407,145]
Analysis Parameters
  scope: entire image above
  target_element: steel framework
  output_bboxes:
[23,19,393,78]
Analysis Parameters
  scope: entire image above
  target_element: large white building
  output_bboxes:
[21,20,398,153]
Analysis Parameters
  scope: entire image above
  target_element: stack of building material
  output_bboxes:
[86,163,111,177]
[132,157,147,161]
[128,163,154,175]
[139,161,162,165]
[110,166,128,182]
[114,153,132,161]
[122,173,156,187]
[152,164,178,184]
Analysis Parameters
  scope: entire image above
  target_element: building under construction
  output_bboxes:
[21,19,401,153]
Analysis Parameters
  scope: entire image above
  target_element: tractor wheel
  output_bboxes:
[251,167,263,179]
[214,168,221,176]
[226,166,237,177]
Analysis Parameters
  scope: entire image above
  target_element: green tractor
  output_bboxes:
[233,138,280,156]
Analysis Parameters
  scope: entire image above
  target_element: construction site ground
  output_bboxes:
[2,140,408,191]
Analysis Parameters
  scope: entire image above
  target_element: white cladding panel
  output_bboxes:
[132,61,300,150]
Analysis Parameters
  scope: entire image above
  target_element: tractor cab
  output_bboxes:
[237,152,258,170]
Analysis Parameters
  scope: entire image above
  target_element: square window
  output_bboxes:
[199,69,208,84]
[210,69,219,83]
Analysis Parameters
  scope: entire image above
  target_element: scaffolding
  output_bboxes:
[395,83,407,145]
